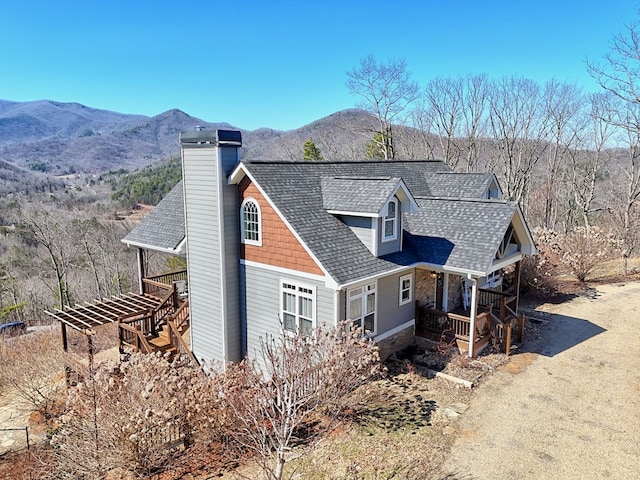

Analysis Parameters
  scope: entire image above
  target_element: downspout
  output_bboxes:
[467,274,478,358]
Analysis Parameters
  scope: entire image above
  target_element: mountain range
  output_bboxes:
[0,100,376,190]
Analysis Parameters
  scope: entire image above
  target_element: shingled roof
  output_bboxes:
[321,176,403,214]
[125,159,530,286]
[239,161,525,285]
[121,181,185,253]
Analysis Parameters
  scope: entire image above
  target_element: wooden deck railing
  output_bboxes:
[417,306,492,341]
[144,270,187,288]
[118,322,154,354]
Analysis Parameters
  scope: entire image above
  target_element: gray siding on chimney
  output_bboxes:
[182,145,225,363]
[241,262,336,358]
[219,146,242,362]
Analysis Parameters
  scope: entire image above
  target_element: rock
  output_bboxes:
[449,402,469,414]
[442,407,461,419]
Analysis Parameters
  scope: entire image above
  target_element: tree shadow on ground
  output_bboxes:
[520,311,606,358]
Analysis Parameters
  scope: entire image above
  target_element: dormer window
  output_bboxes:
[383,199,397,242]
[241,198,261,246]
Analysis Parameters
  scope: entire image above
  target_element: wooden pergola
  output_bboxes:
[45,293,164,350]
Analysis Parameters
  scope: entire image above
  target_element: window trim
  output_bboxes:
[240,197,262,246]
[399,273,413,306]
[347,281,377,335]
[382,198,398,243]
[280,279,316,335]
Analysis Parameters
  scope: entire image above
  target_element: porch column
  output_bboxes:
[442,273,449,312]
[513,260,521,314]
[136,248,145,294]
[467,276,478,358]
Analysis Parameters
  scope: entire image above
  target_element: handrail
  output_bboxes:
[172,300,189,331]
[119,323,153,354]
[167,319,198,365]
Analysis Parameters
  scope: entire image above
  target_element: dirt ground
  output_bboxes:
[442,281,640,479]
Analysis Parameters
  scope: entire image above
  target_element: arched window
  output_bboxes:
[383,198,398,241]
[241,198,261,246]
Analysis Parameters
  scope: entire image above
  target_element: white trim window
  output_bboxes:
[281,281,315,335]
[382,198,397,242]
[241,198,262,246]
[348,282,376,334]
[399,273,413,306]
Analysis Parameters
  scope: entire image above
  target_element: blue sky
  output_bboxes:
[0,1,637,131]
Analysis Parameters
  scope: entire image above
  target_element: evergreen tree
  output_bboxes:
[303,139,323,161]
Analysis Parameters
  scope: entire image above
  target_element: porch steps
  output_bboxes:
[147,322,191,355]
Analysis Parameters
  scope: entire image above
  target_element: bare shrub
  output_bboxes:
[51,353,217,479]
[559,226,616,281]
[510,227,561,293]
[221,323,382,480]
[0,329,67,418]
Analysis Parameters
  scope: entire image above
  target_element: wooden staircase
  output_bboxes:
[149,318,190,354]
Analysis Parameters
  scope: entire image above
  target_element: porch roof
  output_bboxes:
[121,181,185,254]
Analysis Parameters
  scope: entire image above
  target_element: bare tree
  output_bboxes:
[588,19,640,274]
[0,329,67,418]
[567,93,614,230]
[346,55,419,159]
[487,76,552,209]
[540,80,585,229]
[423,76,464,169]
[222,323,381,480]
[16,207,91,311]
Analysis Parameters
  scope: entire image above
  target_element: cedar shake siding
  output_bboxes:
[239,176,324,276]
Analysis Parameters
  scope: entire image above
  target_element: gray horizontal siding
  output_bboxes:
[341,215,374,253]
[339,268,415,337]
[376,269,415,334]
[183,146,224,363]
[242,263,335,360]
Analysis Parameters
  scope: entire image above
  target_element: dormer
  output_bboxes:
[321,176,418,256]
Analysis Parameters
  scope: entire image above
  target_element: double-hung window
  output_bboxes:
[348,282,376,334]
[383,199,397,242]
[241,198,261,246]
[281,281,315,335]
[399,273,413,306]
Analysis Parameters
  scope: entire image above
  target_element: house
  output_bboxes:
[121,129,536,365]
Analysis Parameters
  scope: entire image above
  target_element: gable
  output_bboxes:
[238,176,324,276]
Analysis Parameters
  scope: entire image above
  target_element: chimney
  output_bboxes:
[180,129,243,365]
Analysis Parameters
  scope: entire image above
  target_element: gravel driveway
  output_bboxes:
[442,282,640,479]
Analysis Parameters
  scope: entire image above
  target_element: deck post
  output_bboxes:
[60,322,68,351]
[467,276,478,358]
[136,248,145,295]
[513,259,521,314]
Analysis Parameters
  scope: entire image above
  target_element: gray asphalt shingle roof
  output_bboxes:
[123,160,523,285]
[122,181,185,251]
[242,161,518,284]
[321,176,402,214]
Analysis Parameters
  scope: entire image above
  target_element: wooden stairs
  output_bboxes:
[148,320,190,355]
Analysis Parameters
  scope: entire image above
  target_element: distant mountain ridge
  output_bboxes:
[0,100,375,179]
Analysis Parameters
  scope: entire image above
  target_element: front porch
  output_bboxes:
[415,290,525,356]
[413,265,525,357]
